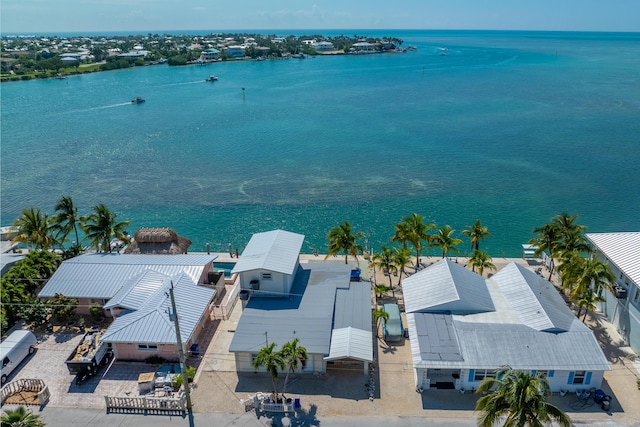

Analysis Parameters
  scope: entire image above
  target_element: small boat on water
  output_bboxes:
[205,75,219,82]
[55,73,66,79]
[131,97,145,104]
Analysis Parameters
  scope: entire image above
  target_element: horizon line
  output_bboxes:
[3,28,640,37]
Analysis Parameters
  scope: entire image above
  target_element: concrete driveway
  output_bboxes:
[8,332,158,408]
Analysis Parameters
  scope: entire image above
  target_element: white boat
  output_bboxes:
[205,75,219,82]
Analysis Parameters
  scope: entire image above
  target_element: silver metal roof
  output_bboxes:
[325,327,373,362]
[402,259,494,314]
[491,263,574,333]
[407,262,610,372]
[101,273,215,345]
[333,281,371,330]
[586,232,640,286]
[231,230,304,275]
[230,262,372,358]
[104,270,169,310]
[39,253,216,299]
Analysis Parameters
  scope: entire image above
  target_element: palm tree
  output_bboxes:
[475,368,571,427]
[529,223,561,280]
[81,204,131,252]
[372,307,389,338]
[392,246,412,288]
[253,342,286,395]
[568,257,615,317]
[552,212,587,238]
[325,221,364,264]
[280,338,308,394]
[1,405,45,427]
[462,219,491,251]
[51,195,81,248]
[430,225,462,258]
[573,286,605,321]
[11,208,56,250]
[371,245,397,296]
[398,213,434,269]
[374,284,390,302]
[468,250,496,277]
[391,220,412,250]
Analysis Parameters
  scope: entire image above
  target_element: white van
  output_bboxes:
[1,330,37,384]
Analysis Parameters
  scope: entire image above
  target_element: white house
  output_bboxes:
[229,230,373,375]
[199,48,220,62]
[312,41,334,52]
[351,42,377,53]
[403,259,610,392]
[232,229,303,298]
[586,232,640,354]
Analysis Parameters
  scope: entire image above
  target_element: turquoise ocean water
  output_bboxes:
[2,30,639,256]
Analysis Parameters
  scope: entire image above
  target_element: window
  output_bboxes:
[473,369,496,382]
[633,287,640,305]
[137,344,158,351]
[572,371,586,384]
[534,370,548,378]
[261,273,272,280]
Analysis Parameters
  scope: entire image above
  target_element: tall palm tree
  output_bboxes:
[468,250,496,277]
[398,213,434,269]
[529,223,561,280]
[569,257,615,309]
[325,221,364,264]
[280,338,308,394]
[430,225,462,258]
[253,342,286,395]
[11,208,56,250]
[51,195,81,248]
[371,244,397,296]
[462,219,491,251]
[475,368,571,427]
[372,307,389,338]
[552,212,587,239]
[573,286,605,321]
[391,220,412,250]
[81,204,131,252]
[392,246,412,288]
[1,405,45,427]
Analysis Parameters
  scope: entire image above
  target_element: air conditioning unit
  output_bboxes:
[614,286,627,299]
[250,279,260,291]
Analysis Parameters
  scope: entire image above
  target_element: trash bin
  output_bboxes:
[294,398,301,409]
[594,389,605,404]
[602,399,610,411]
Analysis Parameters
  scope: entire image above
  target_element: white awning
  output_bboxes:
[324,327,373,362]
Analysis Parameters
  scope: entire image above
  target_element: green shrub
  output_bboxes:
[49,293,78,322]
[185,365,196,381]
[88,303,105,322]
[172,374,183,389]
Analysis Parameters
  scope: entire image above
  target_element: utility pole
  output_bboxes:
[169,281,193,413]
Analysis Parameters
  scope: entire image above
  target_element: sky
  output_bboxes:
[1,0,639,34]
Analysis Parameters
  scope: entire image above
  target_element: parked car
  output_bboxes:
[1,330,38,384]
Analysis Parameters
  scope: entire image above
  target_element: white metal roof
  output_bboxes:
[230,263,372,359]
[104,270,169,310]
[491,263,574,333]
[231,230,304,275]
[39,253,216,299]
[101,273,215,345]
[586,232,640,286]
[325,327,373,362]
[402,259,494,314]
[407,262,610,372]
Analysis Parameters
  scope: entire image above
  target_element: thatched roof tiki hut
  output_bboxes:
[123,228,192,254]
